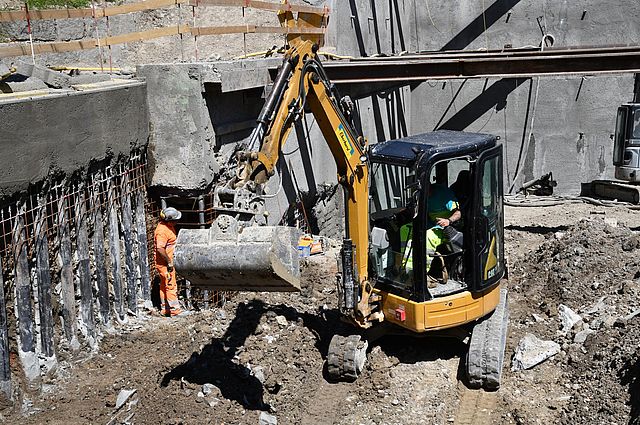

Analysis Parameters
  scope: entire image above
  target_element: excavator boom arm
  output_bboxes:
[239,39,375,326]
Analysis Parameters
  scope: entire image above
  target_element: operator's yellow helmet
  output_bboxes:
[160,207,182,221]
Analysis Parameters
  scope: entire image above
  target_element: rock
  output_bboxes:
[574,328,595,344]
[208,397,220,407]
[584,296,606,314]
[558,304,582,333]
[115,389,137,410]
[604,217,618,227]
[259,411,278,425]
[624,308,640,321]
[202,383,217,396]
[275,315,288,327]
[252,366,266,384]
[391,399,399,406]
[532,313,545,322]
[511,334,561,371]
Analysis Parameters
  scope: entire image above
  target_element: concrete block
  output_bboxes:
[558,304,582,333]
[511,333,560,371]
[0,78,48,93]
[15,61,70,89]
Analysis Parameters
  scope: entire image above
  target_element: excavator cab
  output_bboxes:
[369,130,504,306]
[613,103,640,182]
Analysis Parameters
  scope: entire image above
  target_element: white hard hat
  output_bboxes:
[160,207,182,221]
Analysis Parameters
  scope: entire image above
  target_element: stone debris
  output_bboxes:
[14,61,70,89]
[115,389,137,410]
[275,315,288,327]
[202,383,216,396]
[259,411,278,425]
[511,334,561,371]
[558,304,582,333]
[573,328,595,344]
[252,366,266,384]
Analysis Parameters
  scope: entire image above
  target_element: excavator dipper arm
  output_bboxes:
[175,37,380,327]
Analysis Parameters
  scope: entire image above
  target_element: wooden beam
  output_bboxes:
[0,23,323,58]
[0,0,327,22]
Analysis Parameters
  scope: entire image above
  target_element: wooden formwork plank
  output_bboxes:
[0,8,95,22]
[0,0,327,22]
[191,0,327,14]
[190,25,252,36]
[103,24,189,46]
[102,0,180,17]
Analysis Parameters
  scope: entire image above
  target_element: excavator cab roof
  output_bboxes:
[369,130,497,167]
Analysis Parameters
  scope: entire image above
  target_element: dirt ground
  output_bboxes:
[2,199,640,425]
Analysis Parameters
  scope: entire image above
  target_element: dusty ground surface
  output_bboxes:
[2,199,640,424]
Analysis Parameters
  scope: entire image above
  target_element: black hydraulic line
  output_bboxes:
[248,57,294,149]
[341,238,356,311]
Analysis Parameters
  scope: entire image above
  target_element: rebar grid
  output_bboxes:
[0,153,147,274]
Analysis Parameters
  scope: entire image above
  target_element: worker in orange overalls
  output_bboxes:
[154,207,183,316]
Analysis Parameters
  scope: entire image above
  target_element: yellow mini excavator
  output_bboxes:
[174,10,508,389]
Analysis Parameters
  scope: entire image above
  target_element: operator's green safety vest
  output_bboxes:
[400,185,459,274]
[400,223,446,273]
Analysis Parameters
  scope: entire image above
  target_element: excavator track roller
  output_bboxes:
[327,334,368,381]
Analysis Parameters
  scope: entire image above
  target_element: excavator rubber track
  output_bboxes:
[326,334,368,381]
[466,286,509,390]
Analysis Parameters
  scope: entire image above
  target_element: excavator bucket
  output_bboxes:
[174,218,301,292]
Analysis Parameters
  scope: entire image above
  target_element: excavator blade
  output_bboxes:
[174,224,301,292]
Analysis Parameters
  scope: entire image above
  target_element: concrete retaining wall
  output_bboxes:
[326,0,640,194]
[0,80,149,198]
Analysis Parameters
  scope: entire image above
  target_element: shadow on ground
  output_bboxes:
[160,299,348,410]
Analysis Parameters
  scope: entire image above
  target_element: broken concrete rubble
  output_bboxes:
[259,411,278,425]
[573,328,595,344]
[115,389,137,410]
[511,333,561,371]
[558,304,582,333]
[15,61,70,89]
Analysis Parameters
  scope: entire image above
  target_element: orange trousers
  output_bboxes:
[157,265,182,316]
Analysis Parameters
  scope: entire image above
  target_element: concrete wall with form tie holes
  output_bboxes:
[139,0,640,238]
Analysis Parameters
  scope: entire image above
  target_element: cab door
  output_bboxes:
[471,145,505,291]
